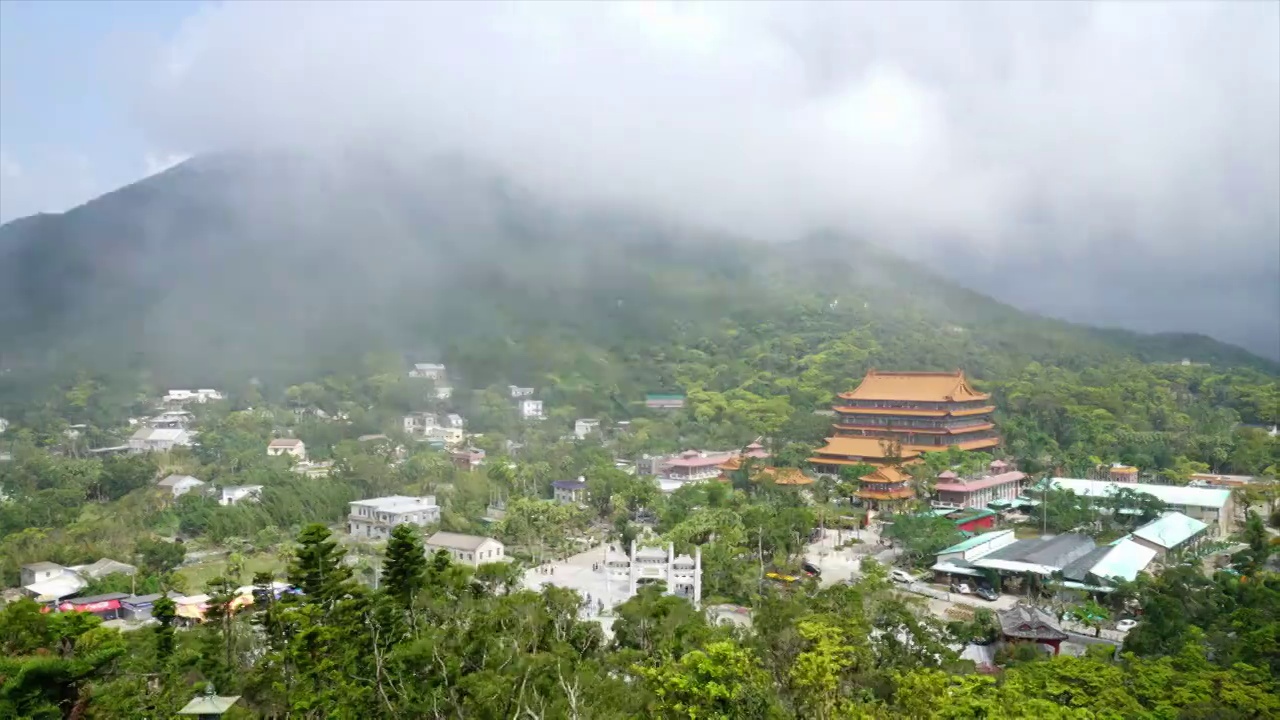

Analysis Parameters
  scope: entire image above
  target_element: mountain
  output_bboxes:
[0,151,1274,394]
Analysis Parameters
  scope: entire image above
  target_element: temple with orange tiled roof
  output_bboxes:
[809,369,999,475]
[856,465,913,506]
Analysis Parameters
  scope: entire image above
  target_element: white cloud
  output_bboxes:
[144,151,191,177]
[0,148,102,222]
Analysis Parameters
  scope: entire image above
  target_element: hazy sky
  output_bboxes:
[2,1,1278,354]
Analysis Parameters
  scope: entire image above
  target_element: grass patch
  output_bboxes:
[176,551,288,591]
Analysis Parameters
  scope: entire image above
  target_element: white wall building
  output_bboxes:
[519,399,544,420]
[0,417,9,433]
[446,413,465,428]
[425,532,506,567]
[158,474,206,498]
[427,426,464,446]
[509,385,535,398]
[1048,478,1235,537]
[409,363,447,381]
[574,419,601,440]
[553,478,588,505]
[163,389,223,405]
[219,485,264,506]
[435,386,453,400]
[347,495,440,540]
[267,438,307,460]
[402,412,438,436]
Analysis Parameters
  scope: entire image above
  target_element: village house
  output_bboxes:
[0,417,8,433]
[644,394,685,410]
[426,425,464,446]
[663,450,738,483]
[931,529,1157,591]
[519,399,544,420]
[574,418,601,440]
[451,448,486,471]
[553,478,588,505]
[19,562,86,602]
[425,532,506,567]
[509,385,535,398]
[293,460,333,477]
[402,411,438,436]
[158,474,206,498]
[408,363,447,381]
[435,386,453,400]
[446,413,465,429]
[267,438,307,460]
[129,426,194,453]
[163,389,224,406]
[219,485,264,506]
[347,496,440,540]
[150,410,194,428]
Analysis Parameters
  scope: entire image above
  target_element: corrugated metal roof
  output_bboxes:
[938,529,1014,554]
[1049,478,1231,510]
[1088,538,1157,582]
[1131,512,1208,549]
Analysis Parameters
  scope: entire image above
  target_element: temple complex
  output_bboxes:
[810,369,998,469]
[809,370,999,507]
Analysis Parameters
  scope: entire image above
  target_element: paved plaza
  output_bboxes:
[520,543,629,612]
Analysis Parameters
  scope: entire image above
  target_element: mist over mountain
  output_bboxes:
[0,149,1273,394]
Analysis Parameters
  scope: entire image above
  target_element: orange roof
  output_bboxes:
[838,370,990,403]
[811,436,923,461]
[949,406,996,417]
[834,407,949,418]
[860,465,910,484]
[719,456,743,471]
[948,423,995,434]
[908,437,1000,453]
[764,467,814,486]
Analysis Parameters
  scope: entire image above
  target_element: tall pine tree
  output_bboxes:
[286,523,354,604]
[381,523,427,608]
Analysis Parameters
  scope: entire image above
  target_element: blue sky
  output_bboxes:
[0,0,202,221]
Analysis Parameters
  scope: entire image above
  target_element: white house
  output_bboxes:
[267,438,307,460]
[129,427,194,453]
[427,426,464,446]
[347,495,440,540]
[163,389,223,405]
[519,400,544,420]
[403,412,439,436]
[219,485,264,506]
[446,413,465,429]
[509,385,535,398]
[150,411,193,428]
[425,532,506,567]
[574,419,600,440]
[1129,511,1208,558]
[409,363,447,381]
[435,386,453,400]
[157,474,206,498]
[553,478,588,505]
[20,563,86,602]
[0,417,9,433]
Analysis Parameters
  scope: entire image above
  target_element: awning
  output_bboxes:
[931,562,985,578]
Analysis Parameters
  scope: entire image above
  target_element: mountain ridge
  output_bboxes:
[0,151,1274,393]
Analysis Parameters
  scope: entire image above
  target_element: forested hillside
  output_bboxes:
[0,151,1272,399]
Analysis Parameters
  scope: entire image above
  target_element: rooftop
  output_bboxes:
[811,437,923,460]
[938,529,1016,555]
[665,450,737,468]
[552,480,587,490]
[268,438,304,448]
[426,532,498,551]
[23,561,65,572]
[158,474,204,487]
[1131,511,1208,549]
[1087,538,1158,582]
[934,471,1026,493]
[1049,478,1232,510]
[350,495,438,512]
[838,369,990,403]
[998,605,1067,641]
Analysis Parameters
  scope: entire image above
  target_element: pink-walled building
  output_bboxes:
[932,461,1026,509]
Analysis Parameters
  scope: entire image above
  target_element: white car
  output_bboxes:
[890,569,914,584]
[1115,619,1139,632]
[950,582,973,595]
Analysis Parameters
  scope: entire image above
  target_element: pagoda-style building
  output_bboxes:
[810,369,998,469]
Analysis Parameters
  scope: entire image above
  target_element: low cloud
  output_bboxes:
[129,1,1279,354]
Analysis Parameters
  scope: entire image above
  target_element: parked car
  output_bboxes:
[974,586,999,602]
[801,561,821,577]
[890,569,914,584]
[950,582,973,595]
[1115,619,1139,632]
